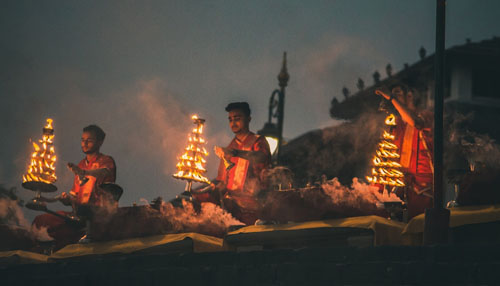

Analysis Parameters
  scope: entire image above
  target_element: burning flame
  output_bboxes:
[22,118,57,184]
[385,114,396,125]
[366,113,405,187]
[173,115,211,184]
[372,157,401,168]
[383,130,395,140]
[45,118,53,129]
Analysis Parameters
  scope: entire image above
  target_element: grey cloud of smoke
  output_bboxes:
[159,201,243,235]
[446,111,500,170]
[92,200,243,240]
[322,177,401,209]
[260,176,399,223]
[0,196,54,243]
[281,110,388,187]
[30,225,54,242]
[0,198,30,228]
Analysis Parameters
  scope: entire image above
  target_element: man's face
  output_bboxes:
[391,86,407,105]
[81,131,102,154]
[228,109,250,135]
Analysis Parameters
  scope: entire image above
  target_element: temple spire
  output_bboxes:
[278,52,290,88]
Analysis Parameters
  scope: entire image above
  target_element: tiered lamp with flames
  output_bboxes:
[366,113,406,217]
[173,115,211,192]
[22,118,58,210]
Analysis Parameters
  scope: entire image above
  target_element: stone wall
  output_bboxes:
[3,244,500,285]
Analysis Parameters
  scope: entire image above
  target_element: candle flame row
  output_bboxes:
[173,115,211,184]
[366,113,405,187]
[22,118,57,184]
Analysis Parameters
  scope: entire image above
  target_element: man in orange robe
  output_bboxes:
[195,102,271,225]
[32,125,116,249]
[66,125,116,207]
[376,84,434,219]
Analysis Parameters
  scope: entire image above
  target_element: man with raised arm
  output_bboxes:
[376,84,434,219]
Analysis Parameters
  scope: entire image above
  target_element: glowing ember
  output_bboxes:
[172,115,211,185]
[366,113,405,187]
[385,113,396,126]
[22,118,57,184]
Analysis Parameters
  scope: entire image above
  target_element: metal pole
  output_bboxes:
[424,0,450,245]
[433,0,445,210]
[276,52,289,163]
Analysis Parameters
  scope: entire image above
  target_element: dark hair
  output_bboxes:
[225,102,251,117]
[389,82,422,107]
[83,125,106,142]
[389,82,410,94]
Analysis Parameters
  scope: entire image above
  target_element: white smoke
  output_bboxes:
[322,177,402,209]
[0,197,30,228]
[159,201,243,235]
[30,225,54,242]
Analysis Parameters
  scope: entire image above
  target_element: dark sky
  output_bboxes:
[1,0,499,217]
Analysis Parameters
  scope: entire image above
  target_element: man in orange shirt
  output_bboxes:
[32,125,116,248]
[194,102,271,225]
[66,125,116,206]
[376,84,434,219]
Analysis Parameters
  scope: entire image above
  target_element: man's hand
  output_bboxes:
[214,146,226,159]
[375,89,391,100]
[59,192,74,206]
[67,162,85,177]
[214,146,234,159]
[214,146,236,170]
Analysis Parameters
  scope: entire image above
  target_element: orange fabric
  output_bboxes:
[32,211,85,250]
[70,153,116,205]
[393,113,433,188]
[226,134,258,191]
[214,132,271,225]
[32,153,116,250]
[391,111,433,219]
[216,133,270,194]
[400,124,415,168]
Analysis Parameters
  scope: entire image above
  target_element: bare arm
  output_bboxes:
[83,168,111,178]
[214,146,268,165]
[67,163,111,179]
[375,90,424,129]
[229,149,268,164]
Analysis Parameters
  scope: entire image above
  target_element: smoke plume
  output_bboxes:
[0,197,29,228]
[159,201,243,235]
[322,177,401,208]
[260,176,398,223]
[0,186,30,228]
[90,199,243,241]
[30,225,54,242]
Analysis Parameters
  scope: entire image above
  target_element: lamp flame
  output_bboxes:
[173,114,211,185]
[366,113,405,187]
[22,118,57,184]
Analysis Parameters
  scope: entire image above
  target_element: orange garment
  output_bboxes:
[216,133,271,193]
[32,211,85,250]
[393,112,433,190]
[32,153,116,249]
[70,153,116,205]
[393,111,434,218]
[216,133,271,224]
